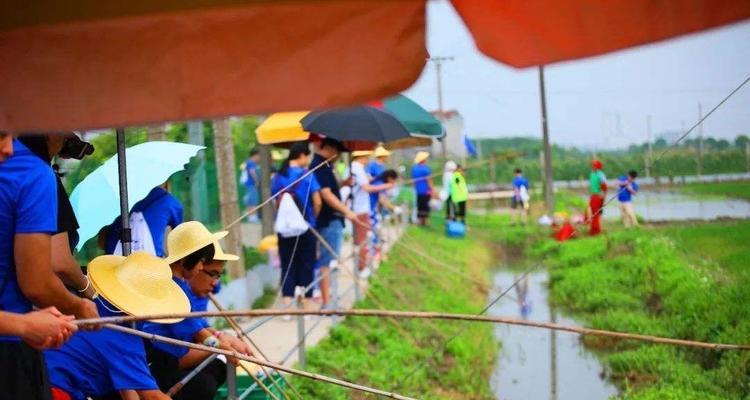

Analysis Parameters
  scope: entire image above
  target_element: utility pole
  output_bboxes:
[429,56,453,160]
[213,118,245,279]
[538,66,555,215]
[646,115,653,178]
[697,103,704,177]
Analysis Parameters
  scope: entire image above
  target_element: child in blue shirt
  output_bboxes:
[617,170,639,228]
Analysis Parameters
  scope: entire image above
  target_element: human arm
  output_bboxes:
[312,192,322,217]
[50,232,95,299]
[1,307,76,349]
[135,390,170,400]
[378,193,396,212]
[16,233,99,320]
[320,188,357,220]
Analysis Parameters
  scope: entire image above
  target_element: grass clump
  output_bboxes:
[293,221,498,399]
[678,180,750,200]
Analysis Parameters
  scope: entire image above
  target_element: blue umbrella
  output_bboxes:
[70,141,205,251]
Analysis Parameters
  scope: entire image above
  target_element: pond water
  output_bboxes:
[599,191,750,221]
[489,270,617,400]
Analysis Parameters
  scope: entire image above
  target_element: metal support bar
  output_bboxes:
[226,363,238,400]
[115,128,132,256]
[296,294,306,368]
[330,260,340,325]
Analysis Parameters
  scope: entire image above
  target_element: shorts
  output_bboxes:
[511,196,526,209]
[416,194,431,218]
[317,219,343,268]
[0,341,51,400]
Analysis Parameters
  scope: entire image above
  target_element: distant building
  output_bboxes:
[431,110,466,160]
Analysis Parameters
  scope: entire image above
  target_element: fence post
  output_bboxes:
[226,363,238,400]
[330,259,340,325]
[296,294,306,368]
[352,241,362,301]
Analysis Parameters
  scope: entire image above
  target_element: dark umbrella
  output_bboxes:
[300,106,411,144]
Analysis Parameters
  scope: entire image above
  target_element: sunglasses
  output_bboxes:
[201,269,223,279]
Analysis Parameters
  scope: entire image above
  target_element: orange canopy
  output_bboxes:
[0,1,427,132]
[2,0,750,132]
[452,0,750,68]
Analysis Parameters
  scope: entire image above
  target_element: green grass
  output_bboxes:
[678,180,750,201]
[524,221,750,399]
[243,246,267,271]
[293,220,498,399]
[251,286,276,309]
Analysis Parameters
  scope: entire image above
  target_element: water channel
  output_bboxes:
[599,190,750,221]
[489,271,618,400]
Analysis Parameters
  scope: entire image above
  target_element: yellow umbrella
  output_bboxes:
[256,111,310,145]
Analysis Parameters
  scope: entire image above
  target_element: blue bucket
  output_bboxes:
[446,221,466,238]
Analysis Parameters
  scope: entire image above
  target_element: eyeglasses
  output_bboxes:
[201,269,223,279]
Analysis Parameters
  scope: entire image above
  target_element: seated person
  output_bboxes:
[141,221,250,400]
[45,252,190,400]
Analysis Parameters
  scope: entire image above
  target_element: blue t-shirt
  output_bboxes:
[45,299,158,399]
[367,161,385,180]
[140,278,208,358]
[411,164,432,195]
[245,159,258,188]
[512,176,529,190]
[369,178,385,218]
[106,187,183,257]
[311,154,342,229]
[272,166,321,227]
[0,140,58,332]
[617,176,638,202]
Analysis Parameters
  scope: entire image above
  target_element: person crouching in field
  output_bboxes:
[617,170,639,228]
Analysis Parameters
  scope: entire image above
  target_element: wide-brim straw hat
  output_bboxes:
[213,241,239,261]
[89,252,190,323]
[165,221,228,264]
[351,150,373,158]
[374,146,391,158]
[414,151,430,164]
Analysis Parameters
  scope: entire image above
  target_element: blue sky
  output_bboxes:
[404,0,750,150]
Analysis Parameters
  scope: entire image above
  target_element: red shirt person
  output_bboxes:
[588,160,607,235]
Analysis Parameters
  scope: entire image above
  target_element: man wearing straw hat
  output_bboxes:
[141,221,252,400]
[367,145,391,179]
[45,251,190,400]
[411,151,434,226]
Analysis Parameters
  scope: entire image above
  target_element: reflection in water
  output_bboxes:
[600,191,750,221]
[490,271,617,400]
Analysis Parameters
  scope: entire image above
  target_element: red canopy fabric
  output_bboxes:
[0,1,427,132]
[452,0,750,67]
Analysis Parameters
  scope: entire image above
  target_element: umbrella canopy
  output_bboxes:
[4,1,747,131]
[381,95,443,137]
[301,106,411,144]
[256,112,310,145]
[70,141,204,250]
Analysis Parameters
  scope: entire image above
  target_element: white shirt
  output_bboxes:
[350,161,371,213]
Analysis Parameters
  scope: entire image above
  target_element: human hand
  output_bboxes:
[19,307,77,349]
[344,210,358,221]
[74,299,101,330]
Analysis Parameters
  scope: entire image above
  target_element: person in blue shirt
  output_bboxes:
[142,221,251,400]
[367,146,390,179]
[272,142,321,310]
[369,170,398,262]
[242,149,261,222]
[0,138,98,400]
[511,168,530,225]
[105,183,184,258]
[411,151,434,226]
[617,170,640,228]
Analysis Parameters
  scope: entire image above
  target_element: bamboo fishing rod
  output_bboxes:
[79,309,750,351]
[104,324,418,400]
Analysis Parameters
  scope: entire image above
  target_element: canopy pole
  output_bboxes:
[116,128,132,256]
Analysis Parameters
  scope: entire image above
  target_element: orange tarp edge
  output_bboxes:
[452,0,750,68]
[0,1,427,131]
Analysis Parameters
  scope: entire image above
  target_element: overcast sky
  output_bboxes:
[404,0,750,150]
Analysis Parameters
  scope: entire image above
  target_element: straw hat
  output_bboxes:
[213,241,239,261]
[89,252,190,323]
[414,151,430,164]
[165,221,228,264]
[374,146,391,158]
[257,234,278,253]
[351,150,373,158]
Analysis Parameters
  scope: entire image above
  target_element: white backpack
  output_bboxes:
[274,193,309,238]
[113,211,157,256]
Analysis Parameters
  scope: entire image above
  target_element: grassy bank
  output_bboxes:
[678,180,750,200]
[526,221,750,399]
[294,223,497,399]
